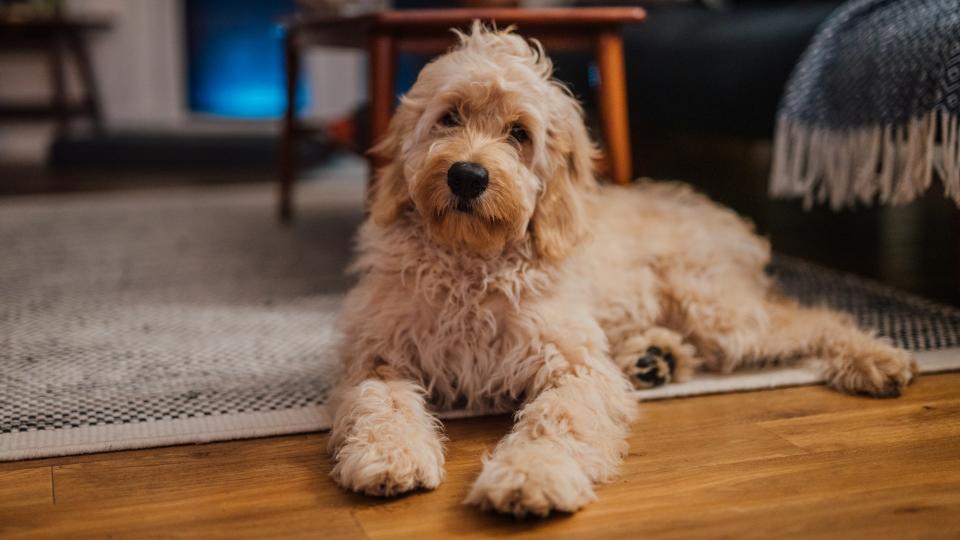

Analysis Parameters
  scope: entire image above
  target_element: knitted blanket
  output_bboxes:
[770,0,960,208]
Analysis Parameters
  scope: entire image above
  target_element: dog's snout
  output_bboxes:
[447,162,489,200]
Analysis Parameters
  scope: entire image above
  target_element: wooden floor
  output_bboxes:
[2,373,958,539]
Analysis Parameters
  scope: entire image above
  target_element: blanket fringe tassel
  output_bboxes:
[770,109,960,209]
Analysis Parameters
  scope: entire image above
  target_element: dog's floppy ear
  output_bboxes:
[368,111,412,226]
[531,97,599,261]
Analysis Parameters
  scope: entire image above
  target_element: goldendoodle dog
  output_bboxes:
[329,23,917,517]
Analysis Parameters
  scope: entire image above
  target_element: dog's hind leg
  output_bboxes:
[328,373,446,496]
[757,299,916,397]
[611,327,701,388]
[686,296,917,398]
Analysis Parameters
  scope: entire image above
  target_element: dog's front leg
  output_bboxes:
[465,348,638,517]
[328,377,445,496]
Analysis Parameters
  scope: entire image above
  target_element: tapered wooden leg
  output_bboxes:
[68,29,104,135]
[279,29,300,223]
[47,34,68,137]
[595,30,632,185]
[368,33,395,187]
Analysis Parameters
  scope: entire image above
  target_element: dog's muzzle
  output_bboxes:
[447,161,489,202]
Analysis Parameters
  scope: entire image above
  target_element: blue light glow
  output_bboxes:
[187,0,307,119]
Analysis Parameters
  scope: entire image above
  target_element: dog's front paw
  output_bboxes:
[465,441,596,517]
[824,344,917,398]
[331,435,445,497]
[615,327,699,389]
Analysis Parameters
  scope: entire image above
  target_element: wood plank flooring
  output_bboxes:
[1,373,958,539]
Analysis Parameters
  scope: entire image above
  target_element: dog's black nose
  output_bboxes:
[447,161,489,200]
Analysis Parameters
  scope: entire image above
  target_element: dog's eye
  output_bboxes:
[509,123,529,143]
[439,111,461,128]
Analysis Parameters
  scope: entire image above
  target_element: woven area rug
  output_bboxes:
[2,175,959,461]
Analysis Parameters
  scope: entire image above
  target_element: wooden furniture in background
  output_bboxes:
[278,7,646,222]
[0,11,110,136]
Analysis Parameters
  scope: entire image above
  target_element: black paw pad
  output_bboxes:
[873,380,903,399]
[634,346,677,387]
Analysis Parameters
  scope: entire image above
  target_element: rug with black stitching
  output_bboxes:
[1,179,958,461]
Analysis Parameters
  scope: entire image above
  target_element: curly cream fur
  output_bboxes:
[330,23,916,517]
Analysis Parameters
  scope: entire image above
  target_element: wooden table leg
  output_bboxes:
[368,33,396,186]
[595,30,632,185]
[278,28,300,223]
[68,28,104,135]
[47,34,68,137]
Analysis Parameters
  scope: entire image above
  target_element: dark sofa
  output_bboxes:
[626,1,841,138]
[558,1,842,139]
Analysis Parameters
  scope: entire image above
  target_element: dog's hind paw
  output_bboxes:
[822,344,917,399]
[633,346,675,387]
[614,327,699,389]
